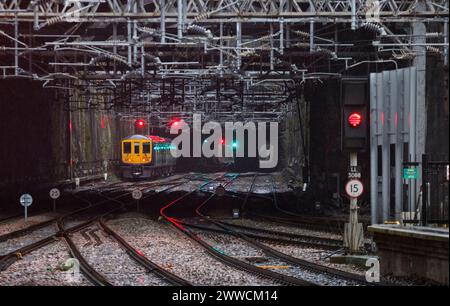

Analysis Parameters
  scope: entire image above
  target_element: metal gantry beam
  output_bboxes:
[0,0,448,20]
[0,0,448,117]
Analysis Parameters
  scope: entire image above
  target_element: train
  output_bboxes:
[121,134,176,179]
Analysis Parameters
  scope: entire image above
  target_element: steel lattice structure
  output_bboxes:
[0,0,448,123]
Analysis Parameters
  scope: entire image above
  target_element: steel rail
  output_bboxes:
[0,184,134,273]
[195,174,375,286]
[55,177,198,286]
[181,222,341,250]
[86,175,202,286]
[160,174,315,286]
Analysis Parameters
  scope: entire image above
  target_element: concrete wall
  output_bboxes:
[426,56,449,157]
[0,79,130,208]
[279,98,309,182]
[0,80,60,207]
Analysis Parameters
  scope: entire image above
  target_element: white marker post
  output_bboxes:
[19,194,33,223]
[344,152,365,253]
[49,188,61,212]
[132,189,143,212]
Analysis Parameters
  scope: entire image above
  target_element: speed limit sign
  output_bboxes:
[345,179,364,198]
[49,188,60,200]
[132,189,143,200]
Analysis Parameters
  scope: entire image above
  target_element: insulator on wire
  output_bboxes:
[139,27,159,36]
[426,46,442,54]
[314,47,337,59]
[89,52,126,65]
[292,42,310,48]
[293,30,310,38]
[46,15,65,26]
[186,24,213,39]
[361,22,387,36]
[425,32,440,38]
[241,50,258,58]
[192,11,212,23]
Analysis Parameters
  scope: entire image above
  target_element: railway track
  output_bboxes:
[0,183,138,253]
[188,173,374,286]
[92,177,196,286]
[161,173,316,286]
[55,176,199,286]
[240,174,370,234]
[182,221,342,250]
[0,182,128,272]
[0,177,195,286]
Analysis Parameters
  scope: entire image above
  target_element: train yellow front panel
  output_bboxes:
[121,140,152,164]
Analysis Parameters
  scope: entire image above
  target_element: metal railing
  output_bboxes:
[421,154,449,226]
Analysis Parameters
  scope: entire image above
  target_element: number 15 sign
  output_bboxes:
[345,179,364,198]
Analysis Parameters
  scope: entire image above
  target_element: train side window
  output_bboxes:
[134,142,140,154]
[142,142,151,154]
[123,142,131,154]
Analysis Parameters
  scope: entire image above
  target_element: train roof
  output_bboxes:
[147,135,170,143]
[122,135,171,142]
[123,135,150,140]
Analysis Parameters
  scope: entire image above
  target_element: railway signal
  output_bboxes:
[341,79,368,254]
[135,119,145,128]
[341,78,368,152]
[170,118,181,127]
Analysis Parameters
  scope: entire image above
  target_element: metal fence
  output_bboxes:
[403,155,450,226]
[421,155,449,226]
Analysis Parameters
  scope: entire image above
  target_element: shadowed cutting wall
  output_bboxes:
[0,79,131,209]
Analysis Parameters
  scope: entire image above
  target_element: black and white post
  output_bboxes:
[344,152,364,253]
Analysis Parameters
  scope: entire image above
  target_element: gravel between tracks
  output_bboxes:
[70,225,169,286]
[0,241,90,286]
[0,213,56,236]
[195,230,362,286]
[0,224,57,256]
[221,218,343,240]
[107,213,278,286]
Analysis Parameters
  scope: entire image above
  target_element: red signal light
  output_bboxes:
[136,119,145,127]
[220,138,225,145]
[348,112,362,127]
[170,118,181,127]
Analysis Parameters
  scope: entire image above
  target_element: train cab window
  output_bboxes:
[123,142,131,154]
[142,142,151,154]
[134,142,140,154]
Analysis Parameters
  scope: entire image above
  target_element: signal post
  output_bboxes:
[341,78,368,254]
